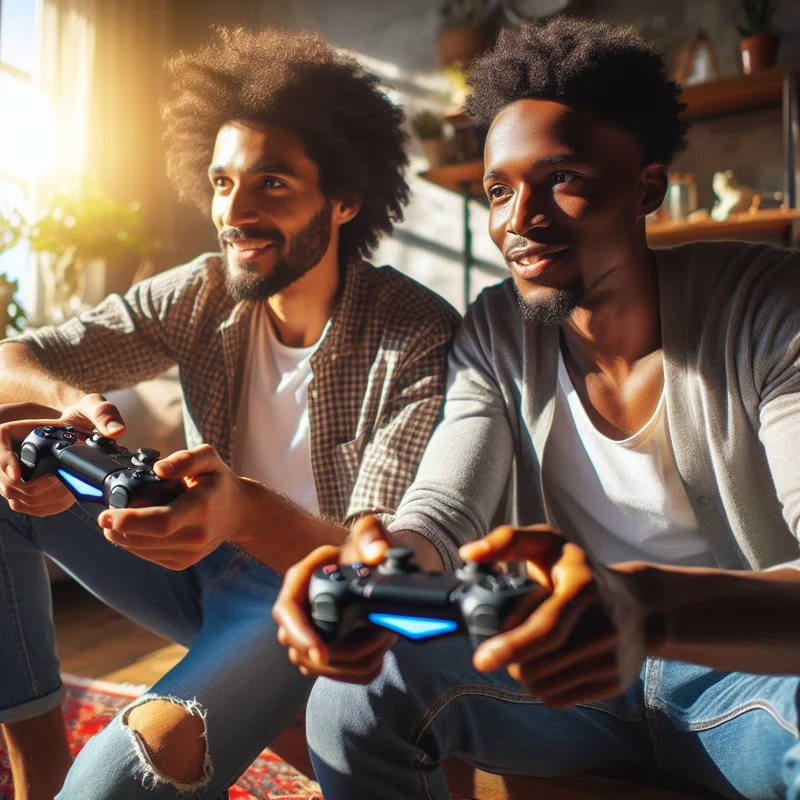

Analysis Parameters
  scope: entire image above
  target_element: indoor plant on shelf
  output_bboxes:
[411,110,446,169]
[737,0,780,74]
[0,208,26,337]
[26,180,151,324]
[436,0,492,70]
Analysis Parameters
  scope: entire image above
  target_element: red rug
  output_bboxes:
[0,675,322,800]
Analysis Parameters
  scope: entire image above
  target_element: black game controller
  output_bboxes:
[18,424,185,509]
[309,547,544,648]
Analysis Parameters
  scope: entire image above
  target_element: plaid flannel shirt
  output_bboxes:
[14,254,460,522]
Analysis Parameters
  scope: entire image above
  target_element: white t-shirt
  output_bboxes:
[233,306,329,515]
[542,352,717,567]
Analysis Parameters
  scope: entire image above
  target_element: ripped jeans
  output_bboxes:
[0,498,311,799]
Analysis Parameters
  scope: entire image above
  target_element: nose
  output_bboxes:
[507,184,549,237]
[218,184,260,230]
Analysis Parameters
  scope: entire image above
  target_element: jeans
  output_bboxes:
[306,636,800,800]
[0,498,311,799]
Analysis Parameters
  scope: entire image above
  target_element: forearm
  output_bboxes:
[0,343,83,409]
[623,563,800,674]
[233,478,349,573]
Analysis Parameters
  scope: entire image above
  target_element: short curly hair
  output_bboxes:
[466,17,689,166]
[162,26,409,265]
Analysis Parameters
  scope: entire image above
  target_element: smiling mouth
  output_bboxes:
[508,247,569,281]
[226,241,278,260]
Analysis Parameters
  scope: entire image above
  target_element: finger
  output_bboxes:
[508,630,618,684]
[459,525,565,590]
[1,474,66,500]
[473,591,602,672]
[103,525,205,553]
[287,647,387,684]
[0,402,61,426]
[347,514,391,564]
[5,493,76,517]
[325,629,398,666]
[154,444,222,481]
[273,544,342,661]
[73,394,126,437]
[514,650,619,699]
[98,505,179,538]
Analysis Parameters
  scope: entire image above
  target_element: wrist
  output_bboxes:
[230,477,262,547]
[612,562,674,655]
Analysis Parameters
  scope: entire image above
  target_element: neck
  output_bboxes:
[561,242,661,379]
[266,243,342,348]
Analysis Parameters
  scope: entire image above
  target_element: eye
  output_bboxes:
[211,176,230,189]
[487,184,510,201]
[261,177,287,190]
[550,171,579,188]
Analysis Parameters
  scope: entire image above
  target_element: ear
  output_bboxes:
[638,163,668,219]
[331,195,361,226]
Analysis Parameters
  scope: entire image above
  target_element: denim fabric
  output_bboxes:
[306,637,800,800]
[0,499,311,798]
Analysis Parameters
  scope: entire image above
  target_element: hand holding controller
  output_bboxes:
[18,424,185,508]
[309,546,543,648]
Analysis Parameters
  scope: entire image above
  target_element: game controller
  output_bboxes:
[309,547,544,648]
[18,424,185,509]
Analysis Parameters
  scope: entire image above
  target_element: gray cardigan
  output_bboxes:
[390,241,800,571]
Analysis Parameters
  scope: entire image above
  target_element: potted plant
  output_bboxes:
[737,0,780,74]
[436,0,491,70]
[26,180,151,323]
[0,208,26,336]
[411,110,446,168]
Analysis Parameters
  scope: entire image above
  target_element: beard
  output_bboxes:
[512,279,585,326]
[220,201,333,303]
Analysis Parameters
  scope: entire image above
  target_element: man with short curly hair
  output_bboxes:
[0,26,458,798]
[275,18,800,798]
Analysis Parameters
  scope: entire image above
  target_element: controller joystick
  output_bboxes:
[18,425,184,509]
[378,546,420,575]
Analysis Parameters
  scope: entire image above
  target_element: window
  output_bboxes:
[0,0,40,314]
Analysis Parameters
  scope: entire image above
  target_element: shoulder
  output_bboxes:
[356,262,461,339]
[131,253,233,319]
[657,240,800,298]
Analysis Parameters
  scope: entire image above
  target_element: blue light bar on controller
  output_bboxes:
[367,613,458,640]
[57,469,104,499]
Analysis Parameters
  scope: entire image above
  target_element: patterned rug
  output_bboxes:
[0,675,322,800]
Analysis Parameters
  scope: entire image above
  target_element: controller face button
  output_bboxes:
[42,425,55,435]
[356,567,371,578]
[54,441,68,451]
[351,562,364,571]
[132,470,146,479]
[62,432,77,442]
[63,424,75,431]
[322,564,339,575]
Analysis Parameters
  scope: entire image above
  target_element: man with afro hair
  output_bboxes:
[276,17,800,799]
[0,25,458,798]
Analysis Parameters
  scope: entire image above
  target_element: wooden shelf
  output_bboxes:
[647,209,800,245]
[680,67,786,121]
[421,160,484,198]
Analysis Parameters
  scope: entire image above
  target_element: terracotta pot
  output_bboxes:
[739,33,779,74]
[436,25,490,69]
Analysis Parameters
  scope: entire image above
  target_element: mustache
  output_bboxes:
[218,227,284,247]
